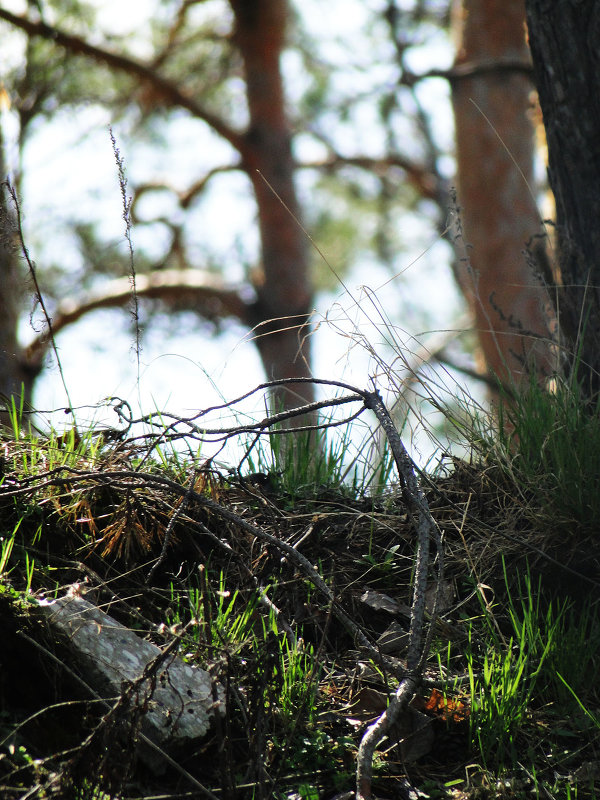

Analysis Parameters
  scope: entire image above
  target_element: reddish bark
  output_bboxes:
[231,0,313,410]
[451,0,556,390]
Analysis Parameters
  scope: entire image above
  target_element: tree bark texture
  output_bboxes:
[525,0,600,399]
[38,587,224,772]
[231,0,314,413]
[0,173,38,420]
[452,0,556,390]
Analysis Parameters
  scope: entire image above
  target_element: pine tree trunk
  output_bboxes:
[231,0,314,415]
[0,176,37,426]
[451,0,555,391]
[525,0,600,400]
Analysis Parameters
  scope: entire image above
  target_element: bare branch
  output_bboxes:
[179,165,244,208]
[130,165,244,221]
[356,677,418,800]
[299,154,442,202]
[24,269,250,368]
[357,387,442,799]
[0,8,247,156]
[402,58,534,87]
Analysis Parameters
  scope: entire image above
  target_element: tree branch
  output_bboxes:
[356,387,442,799]
[402,58,534,87]
[0,8,247,156]
[132,152,441,218]
[300,154,443,202]
[24,269,251,368]
[130,165,244,220]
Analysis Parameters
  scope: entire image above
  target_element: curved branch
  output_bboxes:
[299,154,443,202]
[130,165,245,220]
[179,164,244,208]
[24,269,252,368]
[0,8,247,156]
[133,153,439,215]
[129,183,179,225]
[356,388,442,799]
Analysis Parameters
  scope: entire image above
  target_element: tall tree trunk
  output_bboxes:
[231,0,314,415]
[451,0,555,391]
[525,0,600,400]
[0,171,37,426]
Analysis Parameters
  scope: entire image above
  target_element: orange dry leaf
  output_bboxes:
[423,688,470,723]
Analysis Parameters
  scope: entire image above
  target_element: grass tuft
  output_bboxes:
[477,371,600,539]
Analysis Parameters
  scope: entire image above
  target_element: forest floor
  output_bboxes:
[0,407,599,800]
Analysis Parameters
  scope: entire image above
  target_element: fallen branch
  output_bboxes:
[356,386,443,800]
[37,584,224,772]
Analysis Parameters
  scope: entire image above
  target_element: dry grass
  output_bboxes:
[0,420,598,799]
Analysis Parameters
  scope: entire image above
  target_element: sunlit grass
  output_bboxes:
[473,370,600,537]
[465,562,600,775]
